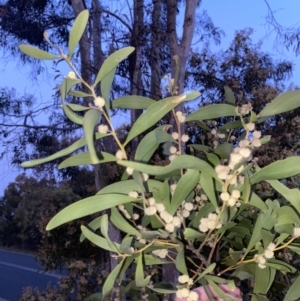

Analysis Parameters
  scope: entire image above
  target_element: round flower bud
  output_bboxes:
[94,96,105,108]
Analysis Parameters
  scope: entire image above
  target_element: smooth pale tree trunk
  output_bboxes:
[165,1,200,299]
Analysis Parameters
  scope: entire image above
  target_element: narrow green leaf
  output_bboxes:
[118,155,218,180]
[135,129,175,163]
[184,228,205,240]
[188,144,213,152]
[100,214,119,252]
[241,173,251,204]
[144,254,170,265]
[243,210,271,258]
[249,192,267,210]
[94,47,135,87]
[68,90,92,98]
[101,67,116,113]
[250,157,300,184]
[60,78,84,124]
[259,90,300,118]
[170,169,200,215]
[83,109,102,164]
[112,95,156,109]
[80,225,120,252]
[205,278,236,301]
[200,173,219,210]
[68,103,91,111]
[22,133,109,168]
[276,206,300,226]
[175,245,188,275]
[253,266,271,294]
[119,237,134,255]
[219,120,243,130]
[19,44,60,60]
[68,10,89,57]
[102,259,124,300]
[97,179,163,195]
[58,151,116,169]
[214,143,233,159]
[136,253,151,287]
[111,207,140,236]
[186,104,238,122]
[46,194,139,230]
[224,86,235,105]
[196,263,216,281]
[80,216,102,242]
[124,91,200,146]
[267,179,300,214]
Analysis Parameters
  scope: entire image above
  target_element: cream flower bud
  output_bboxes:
[199,218,209,232]
[170,146,177,154]
[169,154,176,161]
[220,192,230,202]
[170,184,177,191]
[258,263,266,269]
[252,138,261,147]
[231,190,241,199]
[201,194,208,201]
[188,291,199,301]
[245,122,255,131]
[172,216,182,227]
[176,111,183,116]
[98,124,108,134]
[253,130,262,138]
[165,223,175,232]
[182,210,190,218]
[126,167,134,175]
[264,249,274,259]
[239,139,250,148]
[230,153,243,164]
[211,129,217,135]
[94,96,105,108]
[294,227,300,237]
[184,202,194,211]
[142,173,149,181]
[267,242,276,251]
[155,203,165,212]
[145,206,157,216]
[181,134,189,142]
[68,71,76,79]
[178,115,186,123]
[176,288,190,298]
[133,213,139,220]
[128,191,138,198]
[158,249,168,258]
[172,132,179,140]
[178,275,190,284]
[239,147,251,158]
[148,197,156,206]
[227,197,237,207]
[115,150,125,160]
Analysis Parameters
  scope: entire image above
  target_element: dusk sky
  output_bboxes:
[0,0,299,194]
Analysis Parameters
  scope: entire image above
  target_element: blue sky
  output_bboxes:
[0,0,299,194]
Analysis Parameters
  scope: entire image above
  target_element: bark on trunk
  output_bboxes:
[151,0,162,100]
[130,0,144,153]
